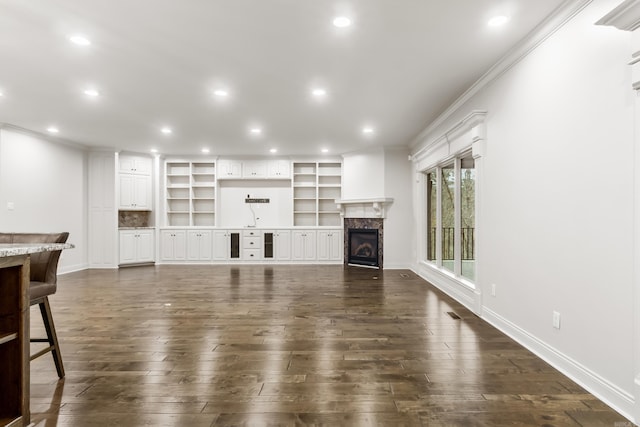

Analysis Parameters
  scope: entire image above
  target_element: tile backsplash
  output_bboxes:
[119,211,151,228]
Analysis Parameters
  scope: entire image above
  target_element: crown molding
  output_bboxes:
[0,122,89,151]
[409,0,593,149]
[595,0,640,31]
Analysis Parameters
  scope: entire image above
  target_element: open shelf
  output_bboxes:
[165,160,217,226]
[292,161,342,227]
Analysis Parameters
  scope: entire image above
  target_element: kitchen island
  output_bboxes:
[0,242,73,427]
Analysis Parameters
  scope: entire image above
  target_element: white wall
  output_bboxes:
[342,149,385,200]
[343,147,413,268]
[383,147,413,268]
[218,181,293,227]
[0,128,88,272]
[412,0,635,419]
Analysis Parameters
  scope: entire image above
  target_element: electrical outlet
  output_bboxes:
[7,202,14,211]
[552,311,561,329]
[491,284,496,297]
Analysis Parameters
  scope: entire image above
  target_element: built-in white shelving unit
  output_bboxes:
[165,160,216,226]
[292,161,342,226]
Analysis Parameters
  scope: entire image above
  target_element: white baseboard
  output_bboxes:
[58,263,88,274]
[411,262,479,314]
[482,307,635,424]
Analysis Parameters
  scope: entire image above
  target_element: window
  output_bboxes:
[426,171,437,262]
[460,155,475,281]
[424,152,476,282]
[441,163,455,273]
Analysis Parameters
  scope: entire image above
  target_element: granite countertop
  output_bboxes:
[0,243,75,258]
[118,227,155,230]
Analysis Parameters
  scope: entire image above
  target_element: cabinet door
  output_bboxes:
[120,155,152,175]
[303,230,317,260]
[268,160,290,178]
[243,161,267,178]
[198,230,213,260]
[318,230,342,261]
[329,230,343,261]
[136,231,155,262]
[133,157,152,175]
[119,174,151,210]
[188,230,213,260]
[119,231,137,264]
[133,175,151,209]
[218,160,242,178]
[212,230,229,260]
[274,230,291,260]
[119,174,135,209]
[292,230,315,260]
[291,231,306,260]
[161,230,186,261]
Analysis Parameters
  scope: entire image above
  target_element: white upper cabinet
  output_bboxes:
[243,161,267,178]
[119,155,152,175]
[217,159,242,179]
[267,160,291,179]
[119,155,152,210]
[119,173,151,210]
[217,159,291,180]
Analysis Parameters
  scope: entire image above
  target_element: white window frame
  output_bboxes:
[412,111,486,291]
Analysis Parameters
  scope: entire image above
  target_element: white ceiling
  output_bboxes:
[0,0,567,157]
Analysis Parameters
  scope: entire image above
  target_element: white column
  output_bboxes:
[633,30,640,424]
[597,3,640,420]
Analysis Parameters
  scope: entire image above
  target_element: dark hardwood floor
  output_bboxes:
[28,265,631,426]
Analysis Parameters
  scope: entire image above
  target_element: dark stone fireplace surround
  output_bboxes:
[343,218,383,268]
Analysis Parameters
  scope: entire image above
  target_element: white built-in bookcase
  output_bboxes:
[293,161,342,227]
[165,161,216,226]
[165,159,341,227]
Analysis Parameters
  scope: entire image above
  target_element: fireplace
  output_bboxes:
[347,228,380,268]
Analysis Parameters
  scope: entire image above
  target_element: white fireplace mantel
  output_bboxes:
[335,198,394,219]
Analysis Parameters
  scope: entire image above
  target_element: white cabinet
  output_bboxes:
[187,230,213,261]
[212,230,230,260]
[119,155,152,210]
[119,229,154,265]
[317,230,343,261]
[268,160,291,179]
[119,155,152,175]
[217,159,291,180]
[292,230,316,261]
[217,159,242,178]
[160,229,187,261]
[243,161,267,178]
[242,229,262,260]
[274,230,291,260]
[119,174,151,210]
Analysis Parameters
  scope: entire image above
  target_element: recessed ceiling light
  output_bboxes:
[250,127,262,135]
[270,148,278,153]
[161,127,172,135]
[312,88,327,97]
[488,15,510,27]
[362,127,375,135]
[0,91,4,97]
[213,89,229,98]
[47,127,59,134]
[333,16,352,28]
[69,34,91,46]
[83,88,100,97]
[150,148,158,153]
[201,148,210,154]
[321,148,329,153]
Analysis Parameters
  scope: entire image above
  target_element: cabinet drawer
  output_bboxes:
[243,248,260,260]
[242,230,260,238]
[243,236,261,248]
